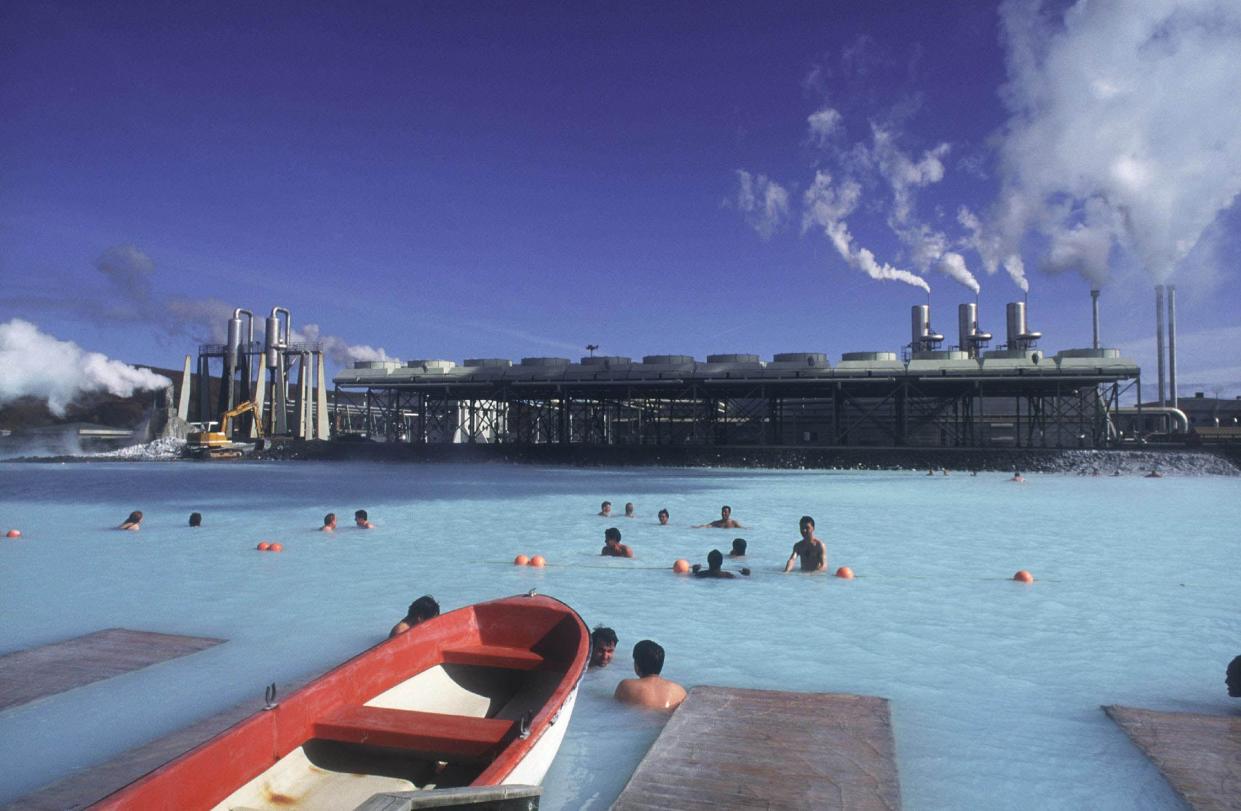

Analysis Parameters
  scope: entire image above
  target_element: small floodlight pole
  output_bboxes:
[586,344,598,358]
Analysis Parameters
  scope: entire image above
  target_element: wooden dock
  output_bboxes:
[613,686,901,811]
[0,628,223,712]
[1104,704,1241,811]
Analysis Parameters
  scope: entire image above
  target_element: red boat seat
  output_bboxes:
[440,645,546,671]
[313,705,516,761]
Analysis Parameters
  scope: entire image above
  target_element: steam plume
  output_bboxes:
[732,170,791,239]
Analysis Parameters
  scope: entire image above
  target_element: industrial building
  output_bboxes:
[330,300,1148,450]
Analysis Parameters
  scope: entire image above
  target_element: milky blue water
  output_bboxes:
[0,461,1238,809]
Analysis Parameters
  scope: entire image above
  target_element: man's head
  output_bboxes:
[600,501,612,513]
[405,595,440,626]
[730,538,746,556]
[707,549,724,570]
[188,512,202,527]
[657,508,669,525]
[591,626,618,667]
[1228,655,1241,698]
[633,639,665,677]
[624,502,635,515]
[799,515,815,538]
[324,513,336,527]
[720,505,731,519]
[604,527,622,547]
[354,509,368,525]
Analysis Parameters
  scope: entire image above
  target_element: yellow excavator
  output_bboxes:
[186,401,263,459]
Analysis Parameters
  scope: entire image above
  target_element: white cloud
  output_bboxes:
[733,169,791,239]
[0,319,170,416]
[807,107,843,146]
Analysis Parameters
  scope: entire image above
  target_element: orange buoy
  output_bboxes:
[672,559,690,574]
[835,566,854,579]
[1013,569,1034,583]
[529,555,546,568]
[257,542,271,551]
[270,543,284,553]
[6,529,21,538]
[514,554,530,566]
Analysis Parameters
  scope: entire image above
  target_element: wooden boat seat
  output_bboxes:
[440,644,546,671]
[314,705,516,761]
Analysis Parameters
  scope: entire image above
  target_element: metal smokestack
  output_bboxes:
[958,303,975,354]
[1005,302,1026,349]
[912,304,929,351]
[1090,289,1100,350]
[1167,285,1178,408]
[1155,285,1166,407]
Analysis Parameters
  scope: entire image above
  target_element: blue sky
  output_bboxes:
[3,1,1239,399]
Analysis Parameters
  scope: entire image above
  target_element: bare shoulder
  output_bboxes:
[614,678,641,703]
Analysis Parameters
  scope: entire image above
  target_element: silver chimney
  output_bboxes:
[1155,286,1166,407]
[1167,285,1177,408]
[1090,289,1100,350]
[957,302,991,358]
[911,304,943,353]
[1005,300,1042,351]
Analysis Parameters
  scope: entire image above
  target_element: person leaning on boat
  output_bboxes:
[389,595,440,638]
[614,640,686,711]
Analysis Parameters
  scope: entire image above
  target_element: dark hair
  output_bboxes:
[406,595,440,623]
[355,509,368,520]
[188,512,202,527]
[592,625,618,648]
[324,513,336,525]
[605,527,622,542]
[730,538,746,555]
[799,515,815,530]
[707,549,724,570]
[721,505,731,512]
[1228,654,1241,680]
[633,639,665,676]
[624,502,634,512]
[125,511,143,524]
[657,508,669,518]
[601,501,611,508]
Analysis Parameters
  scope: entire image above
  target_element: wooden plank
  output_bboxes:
[0,628,223,711]
[613,686,901,811]
[1104,704,1241,811]
[315,705,515,759]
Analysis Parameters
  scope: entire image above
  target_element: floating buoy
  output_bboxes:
[1013,569,1034,583]
[835,566,854,579]
[529,555,546,568]
[6,529,21,538]
[270,543,284,553]
[514,554,530,566]
[672,559,690,574]
[257,542,271,551]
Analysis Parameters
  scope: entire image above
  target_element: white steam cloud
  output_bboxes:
[807,107,843,146]
[990,0,1241,286]
[294,324,397,366]
[0,319,170,416]
[733,170,791,239]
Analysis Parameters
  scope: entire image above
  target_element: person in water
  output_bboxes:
[590,626,619,668]
[784,515,827,572]
[624,502,636,518]
[695,505,743,529]
[692,549,750,578]
[1010,471,1025,483]
[188,512,202,528]
[1146,468,1164,478]
[729,538,747,557]
[389,595,441,638]
[321,513,337,532]
[1227,655,1241,698]
[601,527,634,558]
[598,501,612,517]
[614,640,687,711]
[119,511,143,531]
[657,508,670,525]
[354,509,374,528]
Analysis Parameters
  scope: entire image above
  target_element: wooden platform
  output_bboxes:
[1104,704,1241,811]
[0,628,223,712]
[613,686,901,811]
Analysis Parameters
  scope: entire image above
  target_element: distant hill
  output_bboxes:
[0,364,197,433]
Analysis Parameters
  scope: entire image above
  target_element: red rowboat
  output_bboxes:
[92,593,589,810]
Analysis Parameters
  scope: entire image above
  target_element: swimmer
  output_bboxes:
[1145,468,1164,478]
[695,505,743,529]
[590,626,618,668]
[784,515,827,573]
[1010,471,1025,483]
[1227,655,1241,698]
[942,468,949,476]
[389,595,440,638]
[692,549,750,578]
[601,527,634,558]
[598,501,612,517]
[614,640,686,711]
[321,513,337,532]
[119,511,143,531]
[188,512,202,528]
[657,508,670,525]
[729,538,747,557]
[624,502,636,519]
[926,468,935,476]
[354,509,374,529]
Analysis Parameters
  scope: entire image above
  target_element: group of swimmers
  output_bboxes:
[588,626,686,711]
[321,510,375,531]
[118,511,201,530]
